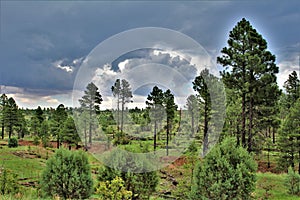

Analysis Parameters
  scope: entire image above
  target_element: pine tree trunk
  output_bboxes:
[57,137,60,149]
[9,125,12,139]
[267,128,271,168]
[242,93,246,148]
[248,97,253,152]
[166,118,169,156]
[191,111,194,137]
[84,119,87,148]
[1,124,4,139]
[203,103,209,155]
[154,120,157,152]
[89,110,92,144]
[121,101,124,136]
[178,109,182,134]
[117,94,120,131]
[267,145,270,168]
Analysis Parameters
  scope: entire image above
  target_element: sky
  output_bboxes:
[0,1,299,109]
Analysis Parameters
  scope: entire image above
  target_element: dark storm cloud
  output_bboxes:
[0,1,299,107]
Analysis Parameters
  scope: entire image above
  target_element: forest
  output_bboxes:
[0,18,300,200]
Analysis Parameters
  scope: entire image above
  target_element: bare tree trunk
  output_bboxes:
[1,124,4,139]
[8,125,12,139]
[178,109,182,134]
[121,102,124,136]
[57,137,60,149]
[203,104,209,155]
[84,119,87,148]
[154,120,157,152]
[248,96,253,152]
[89,110,92,144]
[267,128,270,168]
[191,110,194,137]
[166,118,169,156]
[117,94,120,131]
[242,93,246,148]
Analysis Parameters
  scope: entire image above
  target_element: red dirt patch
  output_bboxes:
[173,157,187,167]
[18,139,58,148]
[18,139,76,149]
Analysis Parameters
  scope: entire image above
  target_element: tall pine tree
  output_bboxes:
[113,79,133,135]
[217,18,280,152]
[284,71,300,108]
[186,95,200,138]
[146,86,165,151]
[0,94,8,139]
[111,79,121,131]
[79,82,103,145]
[5,97,19,139]
[50,104,68,148]
[163,89,177,156]
[278,99,300,173]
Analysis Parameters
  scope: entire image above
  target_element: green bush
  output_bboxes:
[0,167,20,195]
[40,148,93,199]
[285,167,300,195]
[98,149,159,199]
[190,137,257,200]
[96,176,132,200]
[8,138,18,148]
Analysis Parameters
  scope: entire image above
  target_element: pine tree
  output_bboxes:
[16,109,29,139]
[284,71,300,108]
[79,82,103,145]
[41,148,93,199]
[4,97,19,139]
[112,79,121,131]
[190,137,257,199]
[278,99,300,173]
[35,106,44,123]
[222,88,242,145]
[193,68,225,155]
[186,95,200,137]
[61,117,80,150]
[112,79,133,135]
[0,94,8,139]
[50,104,68,148]
[40,120,50,147]
[163,89,177,156]
[217,18,280,152]
[193,68,212,155]
[146,86,165,151]
[30,115,40,137]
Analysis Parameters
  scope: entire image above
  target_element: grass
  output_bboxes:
[255,172,300,200]
[0,145,46,179]
[2,138,300,199]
